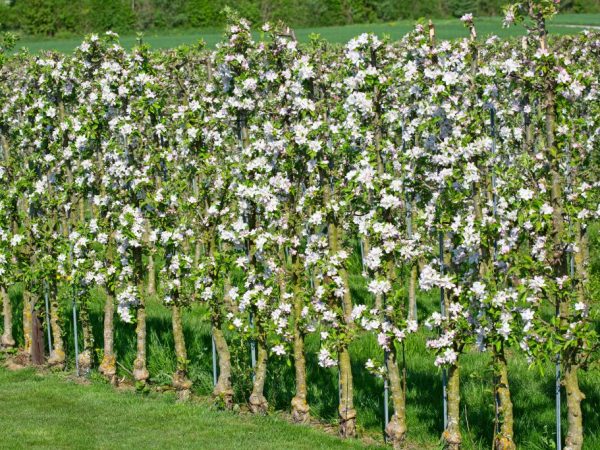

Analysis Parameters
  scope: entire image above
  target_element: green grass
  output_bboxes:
[3,264,599,449]
[12,14,600,54]
[0,367,380,450]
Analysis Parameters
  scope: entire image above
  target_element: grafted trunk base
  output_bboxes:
[442,431,461,450]
[291,396,310,424]
[249,393,268,414]
[176,388,191,402]
[133,360,150,385]
[99,355,118,385]
[173,370,192,397]
[385,414,407,449]
[494,436,516,450]
[338,407,357,438]
[1,334,15,349]
[47,349,66,369]
[77,350,92,377]
[0,336,16,349]
[212,384,234,409]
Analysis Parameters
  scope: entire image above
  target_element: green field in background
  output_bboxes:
[12,13,600,53]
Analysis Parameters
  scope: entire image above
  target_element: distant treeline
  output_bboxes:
[1,0,599,36]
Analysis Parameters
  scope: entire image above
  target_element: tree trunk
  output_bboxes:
[171,303,192,400]
[291,253,309,423]
[1,285,15,348]
[31,309,45,365]
[212,323,234,408]
[147,253,156,296]
[249,339,268,414]
[47,280,65,368]
[338,346,356,438]
[408,263,418,323]
[133,246,149,384]
[77,300,94,376]
[564,363,585,450]
[327,219,356,438]
[443,363,461,450]
[99,288,117,384]
[291,308,309,423]
[385,346,407,448]
[133,296,149,384]
[23,290,34,359]
[494,350,515,450]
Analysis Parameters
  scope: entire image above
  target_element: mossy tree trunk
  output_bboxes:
[207,237,234,408]
[1,285,15,348]
[47,279,65,368]
[328,221,356,438]
[562,225,588,450]
[291,254,309,423]
[133,246,149,384]
[443,362,461,450]
[338,346,356,438]
[385,345,407,448]
[99,286,117,384]
[171,302,192,400]
[408,263,418,323]
[77,298,94,376]
[494,348,515,450]
[249,338,269,414]
[564,363,584,450]
[212,322,233,408]
[22,290,34,359]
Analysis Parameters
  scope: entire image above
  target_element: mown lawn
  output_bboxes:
[0,366,380,450]
[12,13,600,53]
[4,278,600,448]
[2,225,600,449]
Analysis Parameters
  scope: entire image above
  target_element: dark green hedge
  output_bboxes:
[1,0,599,36]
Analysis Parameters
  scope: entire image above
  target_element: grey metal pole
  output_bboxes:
[338,368,341,408]
[490,107,501,424]
[43,281,52,355]
[212,334,218,387]
[384,352,389,439]
[249,311,256,380]
[72,295,80,377]
[439,231,448,429]
[67,222,80,377]
[556,356,562,450]
[359,239,365,272]
[407,197,417,321]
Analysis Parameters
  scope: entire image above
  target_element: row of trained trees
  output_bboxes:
[0,2,599,449]
[1,0,600,36]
